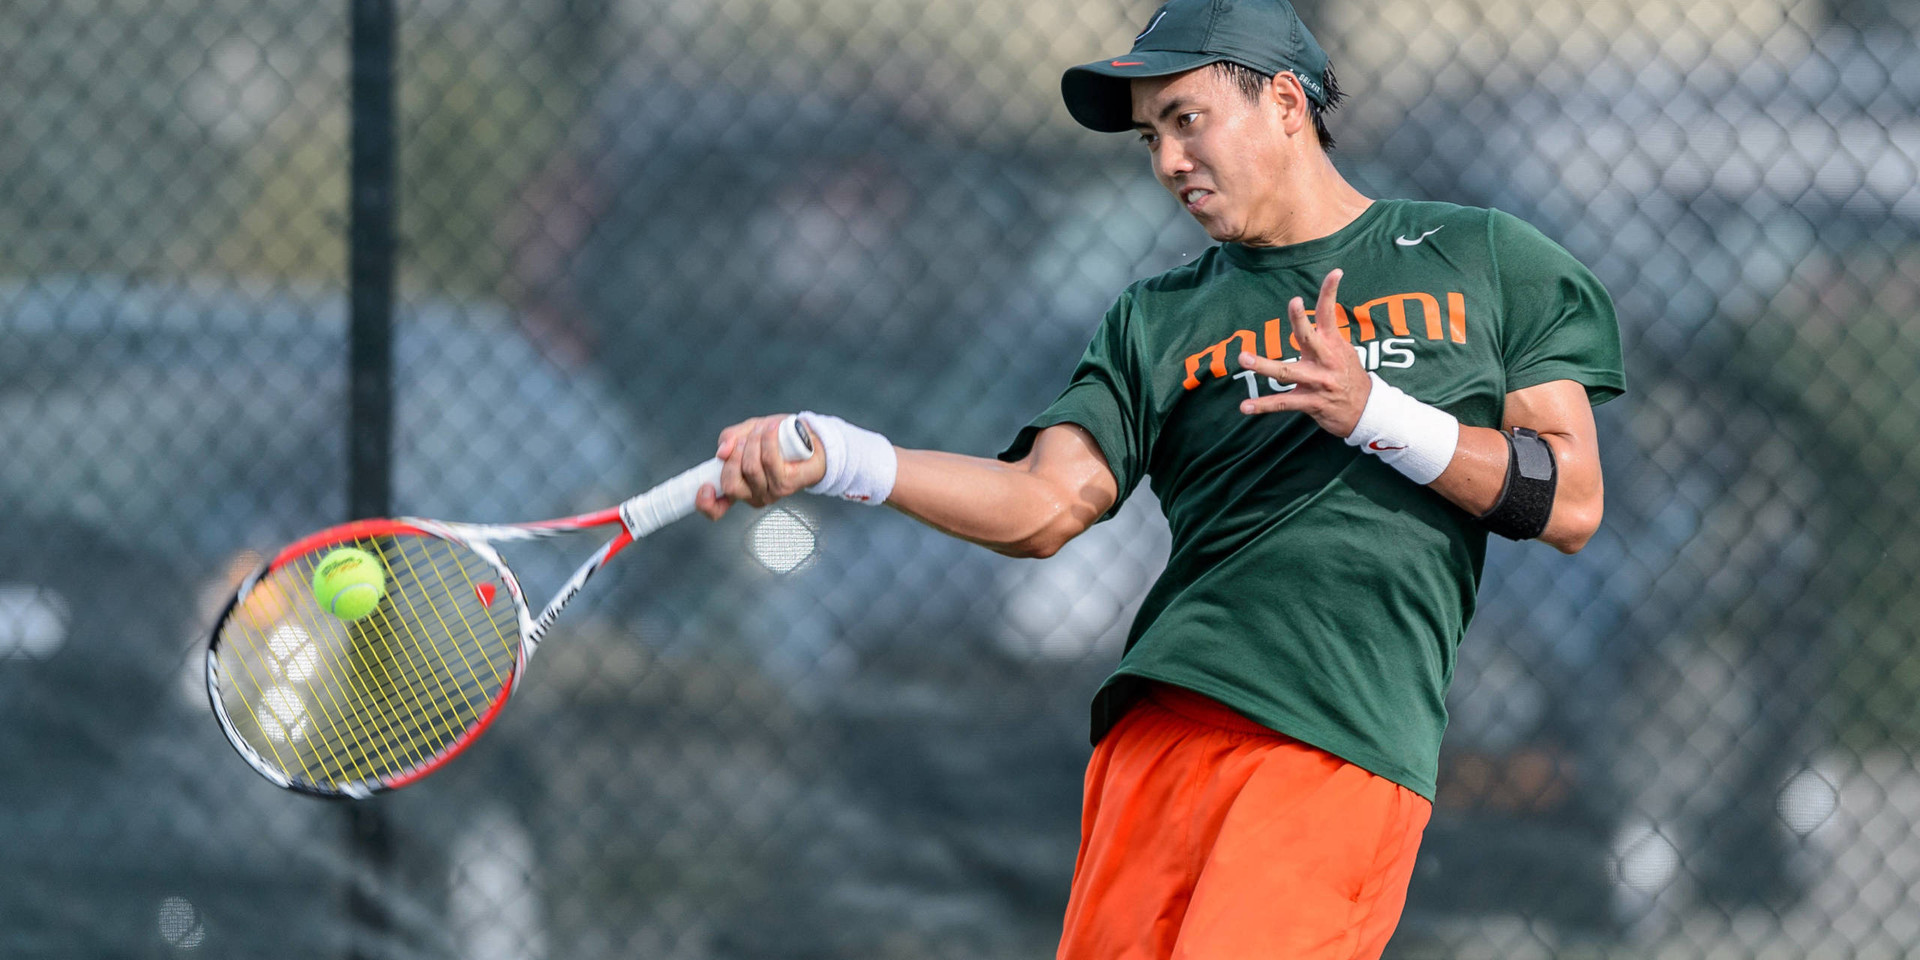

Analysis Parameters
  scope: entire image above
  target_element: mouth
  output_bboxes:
[1180,187,1213,212]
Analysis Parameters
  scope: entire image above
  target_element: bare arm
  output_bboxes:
[696,416,1118,559]
[1426,379,1603,553]
[1237,269,1605,554]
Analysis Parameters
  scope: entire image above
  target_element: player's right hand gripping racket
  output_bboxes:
[205,416,813,798]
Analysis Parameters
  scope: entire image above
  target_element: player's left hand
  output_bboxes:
[1236,268,1371,438]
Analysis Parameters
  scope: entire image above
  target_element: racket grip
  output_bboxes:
[778,413,814,461]
[618,415,815,539]
[619,459,722,538]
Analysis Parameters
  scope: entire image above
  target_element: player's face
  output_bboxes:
[1131,68,1295,245]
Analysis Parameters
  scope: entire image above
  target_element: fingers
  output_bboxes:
[717,416,769,506]
[712,413,831,512]
[718,437,749,504]
[695,482,732,520]
[1287,293,1315,358]
[1239,387,1315,416]
[1237,351,1313,415]
[1235,268,1361,424]
[1286,268,1346,359]
[737,420,774,506]
[753,417,826,499]
[1315,268,1344,330]
[1238,350,1296,381]
[757,419,791,495]
[718,414,817,509]
[715,419,760,460]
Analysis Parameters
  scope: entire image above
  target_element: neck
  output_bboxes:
[1237,151,1372,248]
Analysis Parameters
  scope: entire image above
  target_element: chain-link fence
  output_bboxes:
[5,0,1920,956]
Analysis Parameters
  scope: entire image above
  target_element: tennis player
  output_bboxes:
[699,0,1624,954]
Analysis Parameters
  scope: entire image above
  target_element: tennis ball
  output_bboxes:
[313,547,386,622]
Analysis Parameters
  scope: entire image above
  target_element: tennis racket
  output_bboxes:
[205,415,813,798]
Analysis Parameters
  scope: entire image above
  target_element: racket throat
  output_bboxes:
[526,529,630,651]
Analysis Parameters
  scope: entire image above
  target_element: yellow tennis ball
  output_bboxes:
[313,547,386,622]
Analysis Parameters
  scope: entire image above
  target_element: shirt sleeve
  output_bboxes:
[1489,209,1627,405]
[997,289,1150,520]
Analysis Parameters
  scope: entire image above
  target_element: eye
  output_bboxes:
[1137,131,1158,146]
[1177,112,1198,128]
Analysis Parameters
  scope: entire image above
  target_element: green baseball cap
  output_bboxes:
[1061,0,1330,133]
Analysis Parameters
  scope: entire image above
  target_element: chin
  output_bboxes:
[1189,211,1242,243]
[1200,222,1242,243]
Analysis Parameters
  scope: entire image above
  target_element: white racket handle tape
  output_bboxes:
[618,416,814,539]
[618,459,721,539]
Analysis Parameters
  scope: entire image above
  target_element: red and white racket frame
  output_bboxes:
[206,416,812,798]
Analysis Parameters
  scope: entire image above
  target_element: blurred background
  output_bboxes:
[3,0,1918,956]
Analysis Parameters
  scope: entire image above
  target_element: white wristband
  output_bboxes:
[1344,373,1459,485]
[797,411,897,505]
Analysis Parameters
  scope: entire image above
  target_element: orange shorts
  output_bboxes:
[1057,683,1432,960]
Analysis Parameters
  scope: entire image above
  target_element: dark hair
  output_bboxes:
[1212,60,1344,150]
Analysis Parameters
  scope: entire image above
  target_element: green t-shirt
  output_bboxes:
[1000,199,1624,800]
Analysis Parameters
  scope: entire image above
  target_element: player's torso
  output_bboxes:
[1129,200,1506,539]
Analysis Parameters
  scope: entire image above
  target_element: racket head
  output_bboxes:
[204,519,531,798]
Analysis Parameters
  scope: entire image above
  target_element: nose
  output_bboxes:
[1154,138,1193,184]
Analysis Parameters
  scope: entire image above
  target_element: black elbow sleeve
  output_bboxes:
[1477,427,1557,540]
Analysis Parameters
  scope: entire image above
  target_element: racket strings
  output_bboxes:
[213,533,521,790]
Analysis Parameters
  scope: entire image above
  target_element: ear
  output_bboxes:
[1267,71,1312,138]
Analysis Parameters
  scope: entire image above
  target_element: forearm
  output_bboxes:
[887,448,1102,558]
[1428,425,1602,554]
[705,415,1117,555]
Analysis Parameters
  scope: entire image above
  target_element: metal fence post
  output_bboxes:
[346,0,397,955]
